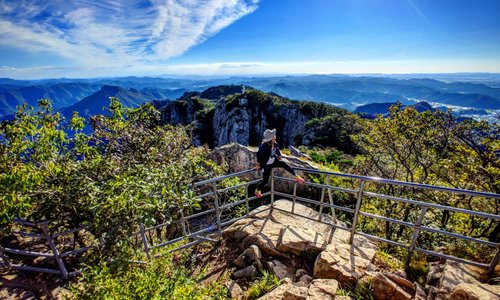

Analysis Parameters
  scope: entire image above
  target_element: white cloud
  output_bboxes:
[3,59,500,79]
[0,0,259,68]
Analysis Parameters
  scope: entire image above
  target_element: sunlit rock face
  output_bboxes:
[158,87,356,150]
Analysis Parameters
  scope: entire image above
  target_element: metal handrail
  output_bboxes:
[2,167,499,278]
[288,167,500,275]
[141,167,500,274]
[293,167,500,199]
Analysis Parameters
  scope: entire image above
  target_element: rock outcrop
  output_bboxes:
[371,272,418,300]
[259,278,340,300]
[209,143,316,194]
[158,87,359,152]
[223,200,346,256]
[313,241,378,287]
[222,199,498,300]
[277,226,327,256]
[307,279,339,299]
[439,261,481,293]
[212,97,252,146]
[209,143,314,173]
[449,283,500,300]
[224,279,244,299]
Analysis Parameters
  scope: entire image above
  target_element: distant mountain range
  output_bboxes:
[0,83,101,118]
[61,85,154,117]
[354,101,435,116]
[1,74,499,120]
[354,101,489,119]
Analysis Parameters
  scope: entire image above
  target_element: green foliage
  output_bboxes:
[352,104,500,260]
[218,176,248,219]
[304,113,362,154]
[72,248,227,300]
[352,280,374,300]
[224,89,280,112]
[407,256,429,285]
[245,270,280,300]
[337,279,373,300]
[308,147,353,168]
[0,98,224,254]
[375,249,404,271]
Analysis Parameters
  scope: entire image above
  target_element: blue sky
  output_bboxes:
[1,0,499,79]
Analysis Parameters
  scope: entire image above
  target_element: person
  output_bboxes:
[255,129,305,197]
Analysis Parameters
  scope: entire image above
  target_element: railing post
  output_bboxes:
[318,186,326,221]
[245,185,250,216]
[405,206,427,267]
[487,245,500,276]
[350,180,365,244]
[0,246,12,267]
[179,210,188,237]
[212,182,222,236]
[40,223,68,279]
[139,223,151,259]
[292,182,297,214]
[270,169,275,209]
[326,176,336,222]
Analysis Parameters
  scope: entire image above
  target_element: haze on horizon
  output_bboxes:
[1,0,500,79]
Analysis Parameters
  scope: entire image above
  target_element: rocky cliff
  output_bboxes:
[158,85,362,154]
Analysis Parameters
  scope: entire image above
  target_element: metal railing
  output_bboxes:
[149,167,499,275]
[1,167,499,277]
[280,167,500,275]
[0,219,95,279]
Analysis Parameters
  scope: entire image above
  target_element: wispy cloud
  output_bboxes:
[405,0,429,23]
[0,0,259,67]
[4,59,500,79]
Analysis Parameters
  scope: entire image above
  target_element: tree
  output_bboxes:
[352,104,499,248]
[0,98,224,255]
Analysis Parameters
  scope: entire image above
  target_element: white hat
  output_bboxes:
[262,128,276,143]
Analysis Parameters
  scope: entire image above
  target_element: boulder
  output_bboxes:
[439,261,481,293]
[277,226,327,255]
[233,265,257,279]
[371,273,414,300]
[295,269,309,279]
[259,283,289,300]
[283,284,308,300]
[313,242,377,286]
[224,280,244,300]
[426,262,445,287]
[288,146,312,160]
[268,260,295,281]
[427,286,449,300]
[449,283,500,300]
[209,143,314,178]
[233,245,263,271]
[414,283,426,300]
[306,279,339,300]
[298,274,313,286]
[223,200,344,256]
[384,273,414,290]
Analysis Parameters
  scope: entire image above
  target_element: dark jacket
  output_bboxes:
[257,142,282,166]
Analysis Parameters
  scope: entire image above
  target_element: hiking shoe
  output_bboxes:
[255,189,263,198]
[293,175,305,183]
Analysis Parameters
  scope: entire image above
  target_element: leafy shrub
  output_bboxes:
[0,98,224,255]
[353,104,500,261]
[72,247,227,300]
[245,270,280,299]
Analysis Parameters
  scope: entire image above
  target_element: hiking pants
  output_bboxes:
[257,160,296,190]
